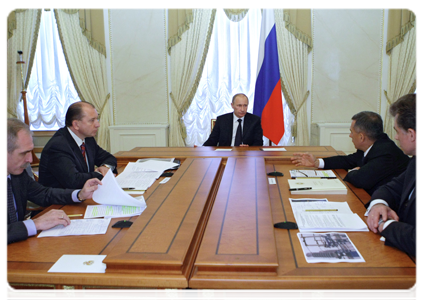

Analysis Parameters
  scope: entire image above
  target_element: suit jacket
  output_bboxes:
[203,112,263,146]
[39,127,117,189]
[370,156,416,257]
[323,134,409,195]
[8,171,75,244]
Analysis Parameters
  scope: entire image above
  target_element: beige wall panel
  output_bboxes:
[109,9,168,125]
[312,9,383,123]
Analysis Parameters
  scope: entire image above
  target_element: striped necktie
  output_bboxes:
[80,142,87,164]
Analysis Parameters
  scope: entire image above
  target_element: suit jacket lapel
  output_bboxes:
[62,128,89,173]
[223,113,234,146]
[10,175,26,221]
[243,114,251,140]
[400,157,416,206]
[85,138,95,172]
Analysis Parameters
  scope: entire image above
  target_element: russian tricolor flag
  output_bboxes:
[253,9,284,145]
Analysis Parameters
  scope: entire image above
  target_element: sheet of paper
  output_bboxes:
[290,169,337,178]
[116,169,157,190]
[214,148,232,151]
[93,169,147,207]
[131,160,179,172]
[297,232,365,263]
[160,177,171,184]
[296,213,368,232]
[48,255,107,273]
[136,158,175,163]
[289,201,368,232]
[289,201,353,214]
[84,202,146,219]
[38,219,111,238]
[261,147,287,151]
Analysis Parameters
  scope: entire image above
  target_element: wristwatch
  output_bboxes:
[101,164,115,172]
[77,191,86,202]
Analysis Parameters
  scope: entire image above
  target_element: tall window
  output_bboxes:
[183,9,292,146]
[22,9,80,130]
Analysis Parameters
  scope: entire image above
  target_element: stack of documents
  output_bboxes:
[116,160,179,193]
[90,169,147,218]
[288,178,347,194]
[289,198,368,232]
[290,169,337,179]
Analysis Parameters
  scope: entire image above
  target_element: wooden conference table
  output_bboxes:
[8,146,415,289]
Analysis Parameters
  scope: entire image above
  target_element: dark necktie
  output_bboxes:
[235,119,243,146]
[7,178,18,223]
[80,142,86,163]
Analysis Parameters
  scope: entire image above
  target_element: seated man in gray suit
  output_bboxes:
[203,93,263,147]
[7,118,101,244]
[291,111,409,195]
[365,93,416,257]
[39,101,117,189]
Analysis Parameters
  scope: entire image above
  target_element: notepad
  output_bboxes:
[290,169,337,179]
[288,178,347,194]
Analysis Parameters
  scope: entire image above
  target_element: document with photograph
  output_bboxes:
[297,232,365,263]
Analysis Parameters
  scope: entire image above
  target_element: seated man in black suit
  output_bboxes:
[203,93,263,146]
[291,111,409,195]
[39,102,117,189]
[365,94,416,257]
[7,118,101,244]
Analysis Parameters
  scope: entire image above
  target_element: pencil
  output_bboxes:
[67,214,83,217]
[305,209,338,212]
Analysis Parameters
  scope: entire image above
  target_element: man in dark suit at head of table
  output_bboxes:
[203,93,263,147]
[365,93,416,257]
[7,118,101,244]
[39,101,117,189]
[290,111,409,195]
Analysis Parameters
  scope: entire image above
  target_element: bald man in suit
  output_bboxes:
[39,102,117,189]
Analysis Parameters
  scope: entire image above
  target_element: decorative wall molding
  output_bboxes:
[310,122,355,154]
[109,124,169,154]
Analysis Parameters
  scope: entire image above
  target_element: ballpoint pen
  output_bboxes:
[305,209,338,212]
[289,187,312,191]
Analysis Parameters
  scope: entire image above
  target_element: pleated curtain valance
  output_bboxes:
[61,9,106,57]
[282,9,313,52]
[223,8,249,22]
[386,9,415,55]
[167,9,194,55]
[4,8,28,41]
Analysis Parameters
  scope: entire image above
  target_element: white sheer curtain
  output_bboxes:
[183,9,262,147]
[25,10,80,130]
